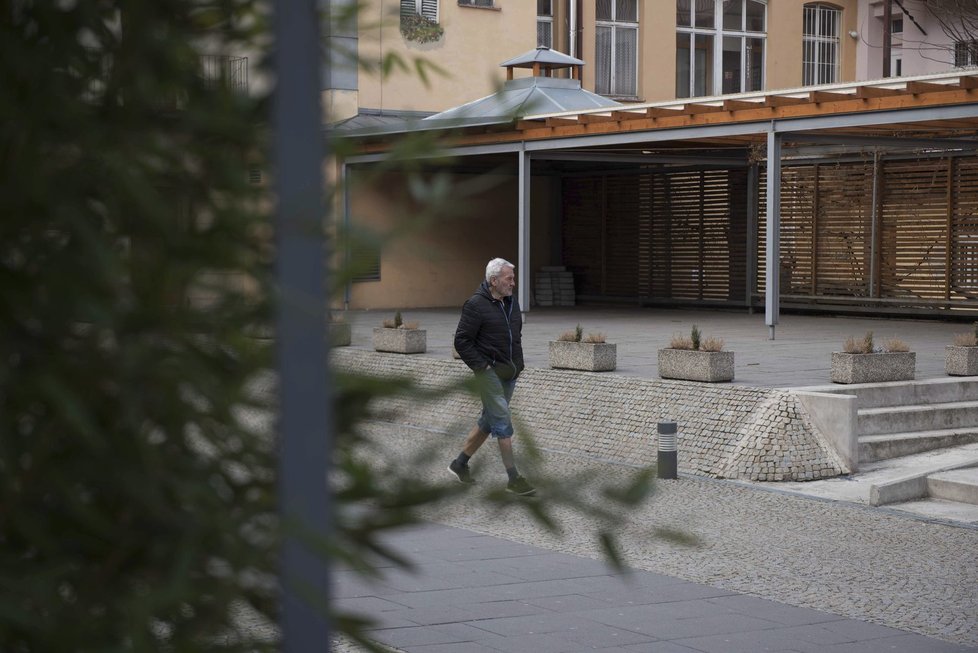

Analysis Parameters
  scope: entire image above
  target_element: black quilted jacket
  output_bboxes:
[454,281,524,381]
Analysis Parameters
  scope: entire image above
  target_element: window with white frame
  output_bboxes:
[595,0,639,98]
[802,3,841,86]
[401,0,437,22]
[676,0,765,98]
[537,0,553,48]
[955,40,978,67]
[458,0,493,7]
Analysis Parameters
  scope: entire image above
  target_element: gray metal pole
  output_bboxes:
[746,163,759,312]
[518,147,531,315]
[273,0,332,649]
[765,129,781,340]
[883,0,892,78]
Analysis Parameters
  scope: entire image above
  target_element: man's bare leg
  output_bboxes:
[496,435,516,471]
[462,426,489,457]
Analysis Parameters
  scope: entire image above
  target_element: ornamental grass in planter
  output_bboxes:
[373,311,426,354]
[549,324,617,372]
[831,331,914,384]
[658,325,734,382]
[946,323,978,376]
[328,313,351,347]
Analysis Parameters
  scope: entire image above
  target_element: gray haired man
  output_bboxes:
[450,258,534,496]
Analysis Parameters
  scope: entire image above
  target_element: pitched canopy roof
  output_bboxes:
[418,46,617,124]
[422,76,620,124]
[498,46,585,69]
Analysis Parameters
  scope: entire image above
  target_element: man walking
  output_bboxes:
[449,258,535,496]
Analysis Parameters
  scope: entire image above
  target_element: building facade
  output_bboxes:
[341,1,978,314]
[355,0,870,118]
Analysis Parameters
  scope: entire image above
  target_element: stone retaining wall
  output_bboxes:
[334,349,849,481]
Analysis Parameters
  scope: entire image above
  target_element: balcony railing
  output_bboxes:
[81,50,249,100]
[199,55,249,94]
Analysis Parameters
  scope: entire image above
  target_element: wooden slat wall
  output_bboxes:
[815,162,873,297]
[562,169,749,302]
[778,166,816,294]
[756,154,978,311]
[562,177,603,296]
[879,159,950,300]
[951,157,978,300]
[604,175,641,297]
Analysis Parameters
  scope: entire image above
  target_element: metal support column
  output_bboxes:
[870,151,881,298]
[273,0,332,648]
[518,147,531,315]
[746,163,759,312]
[341,162,351,310]
[765,129,781,340]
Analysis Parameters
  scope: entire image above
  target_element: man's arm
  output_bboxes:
[454,299,489,371]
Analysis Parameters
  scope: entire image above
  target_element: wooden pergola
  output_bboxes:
[343,70,978,338]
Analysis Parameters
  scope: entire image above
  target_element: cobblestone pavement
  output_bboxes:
[373,423,978,649]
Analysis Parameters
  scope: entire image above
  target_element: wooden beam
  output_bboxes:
[763,95,808,107]
[957,75,978,90]
[906,80,950,95]
[578,113,616,124]
[515,119,546,130]
[723,99,764,111]
[611,110,650,121]
[809,90,853,103]
[855,85,903,99]
[683,103,725,115]
[645,107,686,118]
[544,117,578,127]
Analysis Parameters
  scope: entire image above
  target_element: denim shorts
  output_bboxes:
[476,370,516,438]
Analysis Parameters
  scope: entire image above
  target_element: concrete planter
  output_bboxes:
[657,349,734,382]
[945,345,978,376]
[549,341,617,372]
[328,322,351,347]
[373,327,426,354]
[830,351,915,384]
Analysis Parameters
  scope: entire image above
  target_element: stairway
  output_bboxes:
[806,379,978,519]
[854,380,978,463]
[809,378,978,463]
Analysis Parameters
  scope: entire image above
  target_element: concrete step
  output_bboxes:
[927,468,978,505]
[885,497,978,525]
[859,428,978,462]
[800,378,978,409]
[858,400,978,435]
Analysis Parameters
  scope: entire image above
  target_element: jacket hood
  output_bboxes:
[477,280,493,299]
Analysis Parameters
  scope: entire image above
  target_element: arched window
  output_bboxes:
[676,0,766,98]
[803,3,842,85]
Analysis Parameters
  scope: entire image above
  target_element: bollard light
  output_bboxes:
[657,421,678,480]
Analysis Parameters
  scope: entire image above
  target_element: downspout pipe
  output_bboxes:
[569,0,577,59]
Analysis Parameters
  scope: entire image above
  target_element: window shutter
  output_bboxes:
[420,0,437,21]
[350,238,381,282]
